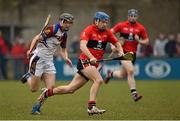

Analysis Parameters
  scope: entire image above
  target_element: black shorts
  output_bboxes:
[76,59,92,81]
[121,51,136,64]
[77,59,90,71]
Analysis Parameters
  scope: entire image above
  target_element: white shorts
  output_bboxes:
[28,54,56,77]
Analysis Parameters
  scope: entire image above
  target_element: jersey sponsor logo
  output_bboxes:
[123,27,128,31]
[92,34,97,37]
[145,60,171,79]
[129,28,134,32]
[98,35,102,39]
[135,29,140,33]
[103,35,108,38]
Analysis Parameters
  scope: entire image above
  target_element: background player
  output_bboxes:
[104,9,149,102]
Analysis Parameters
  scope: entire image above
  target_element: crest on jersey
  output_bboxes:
[128,33,134,40]
[97,41,102,49]
[44,28,51,35]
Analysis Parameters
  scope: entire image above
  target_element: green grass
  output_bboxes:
[0,80,180,120]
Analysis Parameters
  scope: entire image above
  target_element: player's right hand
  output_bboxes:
[26,50,32,59]
[90,57,97,65]
[65,58,73,68]
[135,34,140,42]
[117,51,124,57]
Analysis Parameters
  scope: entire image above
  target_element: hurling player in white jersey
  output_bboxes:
[20,13,74,113]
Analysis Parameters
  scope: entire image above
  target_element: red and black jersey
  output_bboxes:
[79,24,118,60]
[112,20,148,53]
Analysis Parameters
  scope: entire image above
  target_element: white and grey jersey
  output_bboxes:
[33,23,67,61]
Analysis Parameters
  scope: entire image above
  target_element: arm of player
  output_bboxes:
[112,42,124,56]
[110,43,117,53]
[139,38,149,45]
[110,27,124,56]
[135,34,149,45]
[80,40,97,64]
[27,34,43,58]
[60,48,73,67]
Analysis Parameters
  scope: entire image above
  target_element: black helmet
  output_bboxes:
[128,9,138,16]
[60,13,74,22]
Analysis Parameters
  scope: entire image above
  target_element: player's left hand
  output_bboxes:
[119,37,125,45]
[90,57,97,65]
[135,34,140,42]
[65,58,73,68]
[117,51,124,57]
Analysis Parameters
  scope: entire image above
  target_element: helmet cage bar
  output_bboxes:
[61,19,74,24]
[60,13,74,23]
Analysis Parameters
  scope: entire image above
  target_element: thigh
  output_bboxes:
[81,66,103,82]
[30,75,41,90]
[42,73,56,88]
[67,73,87,90]
[121,60,134,71]
[119,61,127,74]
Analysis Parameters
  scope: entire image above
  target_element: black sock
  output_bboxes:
[131,89,137,93]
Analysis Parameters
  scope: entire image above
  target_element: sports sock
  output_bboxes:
[111,72,113,77]
[88,100,96,109]
[46,88,54,97]
[130,89,137,94]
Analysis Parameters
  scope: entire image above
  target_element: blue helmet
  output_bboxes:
[94,12,110,21]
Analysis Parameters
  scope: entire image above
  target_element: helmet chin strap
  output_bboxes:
[99,29,105,32]
[95,19,99,25]
[129,20,136,24]
[60,20,67,32]
[62,20,64,23]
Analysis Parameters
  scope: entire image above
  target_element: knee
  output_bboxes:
[127,68,134,75]
[95,79,104,84]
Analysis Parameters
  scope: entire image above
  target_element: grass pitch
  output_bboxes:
[0,80,180,120]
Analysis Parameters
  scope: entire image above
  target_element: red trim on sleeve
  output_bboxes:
[43,25,54,37]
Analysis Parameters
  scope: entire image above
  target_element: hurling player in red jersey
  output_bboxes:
[104,9,149,102]
[35,12,124,115]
